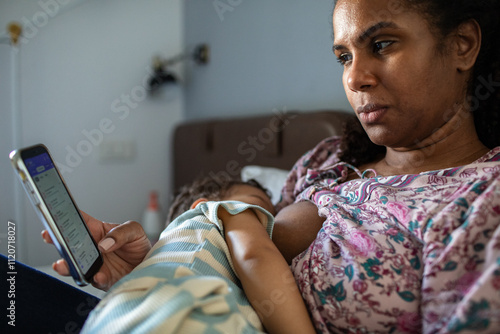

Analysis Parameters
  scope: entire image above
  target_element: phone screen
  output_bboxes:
[24,152,100,274]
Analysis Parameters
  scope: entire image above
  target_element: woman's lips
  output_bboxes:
[357,104,388,123]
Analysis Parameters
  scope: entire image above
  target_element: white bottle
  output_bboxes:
[142,191,164,244]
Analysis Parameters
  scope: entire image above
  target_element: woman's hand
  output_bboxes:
[41,211,151,291]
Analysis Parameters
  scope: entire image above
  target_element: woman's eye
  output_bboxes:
[336,53,352,65]
[373,41,393,53]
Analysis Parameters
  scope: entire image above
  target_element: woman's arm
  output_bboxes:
[219,208,316,334]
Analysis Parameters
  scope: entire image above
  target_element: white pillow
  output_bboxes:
[241,165,290,205]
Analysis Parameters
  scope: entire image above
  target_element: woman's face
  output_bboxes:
[333,0,467,149]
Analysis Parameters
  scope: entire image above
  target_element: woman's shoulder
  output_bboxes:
[295,136,343,169]
[478,146,500,162]
[275,136,343,211]
[312,135,343,151]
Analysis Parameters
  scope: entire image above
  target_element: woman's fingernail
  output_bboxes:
[99,238,115,251]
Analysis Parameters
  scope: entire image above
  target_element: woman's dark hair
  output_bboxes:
[336,0,500,166]
[167,175,270,223]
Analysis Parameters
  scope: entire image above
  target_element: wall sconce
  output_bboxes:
[148,44,209,92]
[0,22,22,45]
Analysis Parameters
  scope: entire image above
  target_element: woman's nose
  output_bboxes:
[345,57,378,92]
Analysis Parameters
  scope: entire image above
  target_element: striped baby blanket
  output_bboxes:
[81,201,274,334]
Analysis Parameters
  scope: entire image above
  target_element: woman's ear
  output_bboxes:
[454,19,481,72]
[190,198,208,210]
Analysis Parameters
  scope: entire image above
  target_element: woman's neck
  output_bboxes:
[378,143,489,176]
[364,114,490,176]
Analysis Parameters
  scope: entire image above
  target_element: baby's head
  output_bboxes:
[168,176,274,222]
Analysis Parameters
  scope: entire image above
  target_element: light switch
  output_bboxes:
[99,139,136,162]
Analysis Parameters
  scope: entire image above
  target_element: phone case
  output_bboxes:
[9,144,102,286]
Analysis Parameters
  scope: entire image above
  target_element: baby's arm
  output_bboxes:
[218,208,316,334]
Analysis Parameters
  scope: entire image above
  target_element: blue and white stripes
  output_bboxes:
[81,201,274,334]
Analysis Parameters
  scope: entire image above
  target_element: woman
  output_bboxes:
[46,0,500,332]
[271,0,500,332]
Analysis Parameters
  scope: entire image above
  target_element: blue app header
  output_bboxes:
[25,153,55,177]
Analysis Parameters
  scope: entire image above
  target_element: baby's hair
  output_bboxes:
[167,175,270,223]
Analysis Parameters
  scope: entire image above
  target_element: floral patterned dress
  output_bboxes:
[276,136,500,334]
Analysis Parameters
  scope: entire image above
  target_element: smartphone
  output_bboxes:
[10,144,103,286]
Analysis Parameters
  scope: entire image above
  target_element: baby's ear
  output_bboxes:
[190,198,208,209]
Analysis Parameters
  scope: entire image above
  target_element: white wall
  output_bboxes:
[0,0,185,266]
[184,0,351,119]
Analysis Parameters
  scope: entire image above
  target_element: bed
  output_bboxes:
[172,109,354,198]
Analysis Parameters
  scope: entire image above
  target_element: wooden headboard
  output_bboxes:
[172,110,355,190]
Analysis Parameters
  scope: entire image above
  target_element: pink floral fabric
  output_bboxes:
[276,136,500,333]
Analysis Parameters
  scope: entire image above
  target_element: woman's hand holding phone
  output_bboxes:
[42,211,151,291]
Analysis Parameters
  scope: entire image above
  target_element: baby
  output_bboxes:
[81,176,314,334]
